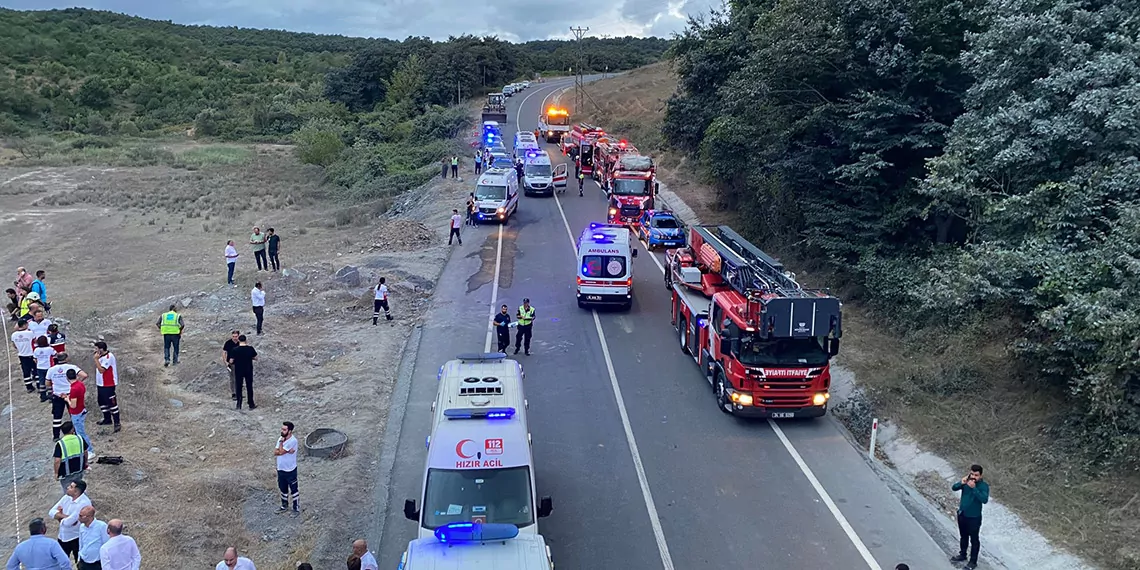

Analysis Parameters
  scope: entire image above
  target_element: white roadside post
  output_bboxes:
[868,418,879,460]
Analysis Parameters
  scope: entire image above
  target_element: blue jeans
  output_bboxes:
[163,334,181,364]
[71,411,92,452]
[227,262,236,284]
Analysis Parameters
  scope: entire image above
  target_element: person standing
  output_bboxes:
[66,369,94,456]
[465,193,476,227]
[31,269,49,313]
[440,157,448,179]
[93,342,122,432]
[49,480,92,564]
[473,151,482,175]
[99,519,141,570]
[351,540,378,570]
[373,278,392,324]
[27,306,51,339]
[47,353,86,440]
[156,304,184,367]
[266,228,281,271]
[217,547,255,570]
[450,155,459,178]
[47,322,66,353]
[493,305,512,352]
[228,335,257,410]
[11,318,36,393]
[274,421,300,513]
[250,227,268,271]
[448,209,463,245]
[5,518,70,570]
[514,298,535,356]
[53,421,88,492]
[578,171,585,196]
[251,282,266,335]
[224,240,240,286]
[77,506,109,570]
[222,330,240,401]
[950,464,989,569]
[34,335,55,401]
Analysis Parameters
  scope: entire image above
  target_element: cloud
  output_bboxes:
[0,0,714,40]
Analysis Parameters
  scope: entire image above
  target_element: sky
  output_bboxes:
[0,0,719,42]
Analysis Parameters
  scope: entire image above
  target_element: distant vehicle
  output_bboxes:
[537,107,571,143]
[560,123,605,175]
[594,139,658,226]
[482,93,507,124]
[502,85,516,97]
[637,210,686,250]
[576,222,638,310]
[488,152,514,170]
[522,81,531,89]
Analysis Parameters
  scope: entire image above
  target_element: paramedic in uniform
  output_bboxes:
[514,298,535,356]
[93,341,122,432]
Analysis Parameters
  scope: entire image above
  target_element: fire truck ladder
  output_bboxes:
[696,225,808,298]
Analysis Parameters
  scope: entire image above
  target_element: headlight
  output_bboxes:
[609,208,618,216]
[731,393,754,406]
[813,393,830,406]
[497,207,505,213]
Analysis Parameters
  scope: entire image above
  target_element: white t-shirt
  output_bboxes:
[451,214,462,229]
[374,284,388,301]
[47,363,80,396]
[97,353,119,388]
[215,557,255,570]
[276,436,298,472]
[359,551,379,570]
[33,346,55,370]
[11,330,34,357]
[27,318,51,339]
[225,245,239,262]
[251,288,265,307]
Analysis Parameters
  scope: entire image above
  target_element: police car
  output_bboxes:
[472,167,519,224]
[400,353,554,568]
[575,223,637,310]
[636,209,686,249]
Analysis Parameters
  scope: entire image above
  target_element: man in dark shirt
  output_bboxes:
[222,330,240,401]
[266,228,281,272]
[492,304,512,352]
[52,421,87,492]
[227,335,258,410]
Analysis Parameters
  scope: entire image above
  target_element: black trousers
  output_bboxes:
[59,538,78,562]
[51,395,68,439]
[78,560,102,570]
[235,369,255,408]
[97,386,121,426]
[449,227,462,245]
[373,299,391,324]
[254,249,268,270]
[18,355,35,381]
[268,250,280,271]
[515,324,533,353]
[957,512,982,564]
[277,468,299,508]
[253,305,264,334]
[496,327,511,352]
[451,164,458,177]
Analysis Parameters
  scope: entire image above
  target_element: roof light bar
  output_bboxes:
[443,407,516,420]
[434,522,520,544]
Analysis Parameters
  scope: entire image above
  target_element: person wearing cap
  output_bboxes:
[514,299,535,356]
[19,290,40,318]
[94,341,122,432]
[47,353,87,441]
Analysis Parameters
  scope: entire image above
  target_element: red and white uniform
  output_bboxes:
[97,352,118,388]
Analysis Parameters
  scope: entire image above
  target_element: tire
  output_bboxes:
[678,317,690,355]
[714,371,732,415]
[577,299,587,309]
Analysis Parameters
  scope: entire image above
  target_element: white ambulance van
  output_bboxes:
[472,167,519,224]
[400,353,554,568]
[575,223,638,310]
[521,150,554,196]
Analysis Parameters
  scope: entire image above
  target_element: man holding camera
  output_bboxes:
[951,464,990,569]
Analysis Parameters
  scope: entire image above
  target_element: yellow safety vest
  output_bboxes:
[58,434,83,475]
[451,157,458,166]
[18,297,31,317]
[517,306,535,326]
[159,311,182,335]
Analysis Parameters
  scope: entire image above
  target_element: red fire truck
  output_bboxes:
[665,225,842,418]
[559,123,605,176]
[594,139,658,226]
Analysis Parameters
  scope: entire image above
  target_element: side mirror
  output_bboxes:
[631,249,638,258]
[538,496,553,518]
[828,338,840,357]
[403,499,419,521]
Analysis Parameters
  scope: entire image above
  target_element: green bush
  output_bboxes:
[293,118,346,166]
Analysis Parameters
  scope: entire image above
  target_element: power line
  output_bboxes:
[569,26,589,113]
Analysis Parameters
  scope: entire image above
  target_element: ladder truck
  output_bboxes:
[665,225,842,418]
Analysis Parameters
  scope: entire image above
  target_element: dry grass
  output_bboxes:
[583,63,1140,569]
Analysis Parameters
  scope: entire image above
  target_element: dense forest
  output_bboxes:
[665,0,1140,473]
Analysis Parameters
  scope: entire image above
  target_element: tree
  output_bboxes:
[75,76,112,109]
[293,118,345,166]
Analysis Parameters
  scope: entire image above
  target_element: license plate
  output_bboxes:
[771,412,795,419]
[586,295,602,301]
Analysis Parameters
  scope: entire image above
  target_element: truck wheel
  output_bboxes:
[714,371,732,415]
[678,317,690,355]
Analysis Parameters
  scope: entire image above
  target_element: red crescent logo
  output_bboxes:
[455,439,476,459]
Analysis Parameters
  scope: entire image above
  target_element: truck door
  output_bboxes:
[553,163,567,190]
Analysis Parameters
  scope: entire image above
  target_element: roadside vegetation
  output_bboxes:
[572,0,1139,566]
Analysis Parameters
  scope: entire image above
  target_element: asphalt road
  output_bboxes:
[373,78,956,569]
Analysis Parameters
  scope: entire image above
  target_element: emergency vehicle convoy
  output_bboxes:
[537,107,571,143]
[559,123,606,176]
[400,353,554,568]
[591,139,658,226]
[665,225,842,418]
[576,223,638,310]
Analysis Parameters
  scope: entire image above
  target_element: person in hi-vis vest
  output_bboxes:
[156,304,184,367]
[514,298,535,356]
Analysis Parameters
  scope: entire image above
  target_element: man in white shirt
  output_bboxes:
[11,318,36,393]
[216,546,256,570]
[251,282,266,335]
[372,278,392,325]
[49,479,92,564]
[225,240,240,286]
[448,209,463,245]
[77,505,109,570]
[274,421,300,513]
[47,353,86,440]
[352,539,379,570]
[27,309,52,339]
[99,519,141,570]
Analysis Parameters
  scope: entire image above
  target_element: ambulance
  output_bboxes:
[521,150,554,196]
[575,223,638,310]
[472,167,519,224]
[402,352,553,536]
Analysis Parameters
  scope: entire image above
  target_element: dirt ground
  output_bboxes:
[0,143,474,568]
[575,63,1140,568]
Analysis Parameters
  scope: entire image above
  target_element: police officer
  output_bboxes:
[155,304,184,367]
[514,158,524,185]
[514,299,535,356]
[493,305,512,352]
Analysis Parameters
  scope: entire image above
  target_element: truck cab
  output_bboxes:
[472,168,519,224]
[576,223,638,310]
[538,107,571,143]
[522,151,554,196]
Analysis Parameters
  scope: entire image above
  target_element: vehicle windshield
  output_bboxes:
[582,255,627,278]
[422,467,534,529]
[652,216,679,229]
[546,115,570,125]
[491,158,514,170]
[475,184,507,201]
[612,178,652,196]
[525,163,551,177]
[734,336,830,367]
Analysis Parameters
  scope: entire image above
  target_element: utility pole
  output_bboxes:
[569,26,589,114]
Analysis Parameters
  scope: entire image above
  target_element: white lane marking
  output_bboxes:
[482,82,570,352]
[640,215,883,569]
[551,190,676,570]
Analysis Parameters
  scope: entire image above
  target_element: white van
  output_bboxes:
[575,223,638,310]
[514,131,539,155]
[398,526,553,569]
[472,167,519,224]
[522,151,554,196]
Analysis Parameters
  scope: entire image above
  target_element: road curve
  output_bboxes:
[373,77,955,570]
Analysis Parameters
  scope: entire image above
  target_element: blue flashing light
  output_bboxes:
[443,407,517,420]
[697,317,708,328]
[434,522,520,544]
